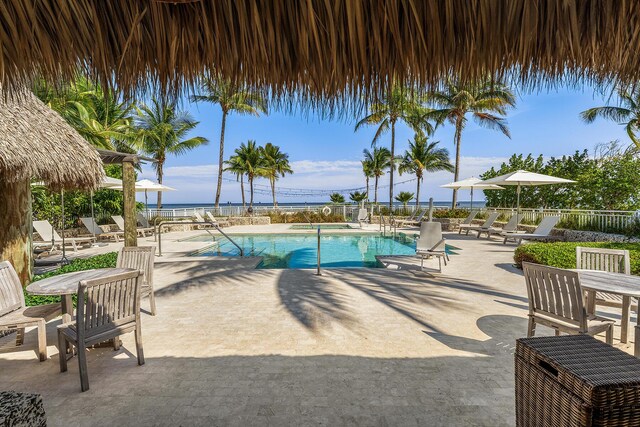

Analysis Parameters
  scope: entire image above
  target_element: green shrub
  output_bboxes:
[26,252,117,306]
[432,208,471,219]
[514,242,640,275]
[266,211,345,224]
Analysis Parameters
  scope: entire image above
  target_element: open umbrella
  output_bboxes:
[481,170,575,230]
[135,179,176,220]
[440,177,504,209]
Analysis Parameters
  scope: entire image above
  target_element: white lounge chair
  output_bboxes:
[395,209,426,227]
[478,214,520,239]
[205,212,230,228]
[80,217,124,242]
[462,212,500,237]
[32,220,95,252]
[502,216,561,245]
[194,212,216,229]
[355,208,369,227]
[112,215,153,237]
[416,222,449,272]
[456,211,479,234]
[137,213,153,228]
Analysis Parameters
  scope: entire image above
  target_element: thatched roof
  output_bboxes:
[1,0,640,103]
[0,90,104,190]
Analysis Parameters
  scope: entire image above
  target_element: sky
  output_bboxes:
[138,84,629,206]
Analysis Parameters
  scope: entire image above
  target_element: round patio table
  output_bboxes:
[26,268,136,323]
[573,269,640,355]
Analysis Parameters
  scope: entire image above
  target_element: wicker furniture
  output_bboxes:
[0,261,61,361]
[116,246,156,315]
[58,270,145,392]
[516,335,640,426]
[577,247,633,343]
[522,262,614,343]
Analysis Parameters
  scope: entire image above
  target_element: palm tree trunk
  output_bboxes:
[271,176,277,207]
[157,162,164,209]
[389,120,396,211]
[365,177,370,201]
[374,176,379,205]
[240,175,246,208]
[415,176,421,210]
[249,175,254,208]
[215,111,227,208]
[452,119,463,209]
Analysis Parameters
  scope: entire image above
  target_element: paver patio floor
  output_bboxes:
[0,231,629,426]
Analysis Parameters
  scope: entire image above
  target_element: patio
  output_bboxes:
[1,230,632,426]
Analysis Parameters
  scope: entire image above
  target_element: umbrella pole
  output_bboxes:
[145,189,149,221]
[516,184,521,232]
[61,190,68,265]
[470,187,474,210]
[90,191,97,241]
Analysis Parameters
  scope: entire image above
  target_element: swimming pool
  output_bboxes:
[288,224,354,230]
[188,233,458,269]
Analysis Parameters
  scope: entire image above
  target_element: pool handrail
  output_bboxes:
[156,221,243,257]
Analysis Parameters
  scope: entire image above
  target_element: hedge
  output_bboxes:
[26,252,117,306]
[514,242,640,275]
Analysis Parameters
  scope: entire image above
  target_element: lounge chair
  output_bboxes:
[0,261,62,361]
[205,212,231,228]
[354,208,369,227]
[395,209,425,227]
[462,212,500,237]
[416,222,449,272]
[456,211,479,234]
[502,216,561,245]
[32,220,95,252]
[112,215,154,237]
[137,213,153,228]
[478,214,520,239]
[194,211,217,229]
[80,217,124,242]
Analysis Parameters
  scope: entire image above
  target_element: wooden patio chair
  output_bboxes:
[57,270,144,392]
[117,246,156,315]
[577,246,632,339]
[522,262,614,344]
[0,261,61,361]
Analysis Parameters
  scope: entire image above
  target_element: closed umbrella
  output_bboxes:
[440,177,504,209]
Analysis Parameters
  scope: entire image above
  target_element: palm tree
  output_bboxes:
[361,158,374,201]
[398,134,454,208]
[329,193,345,204]
[223,153,247,208]
[355,85,434,210]
[362,147,392,205]
[394,191,414,213]
[134,98,209,208]
[581,87,640,147]
[261,143,293,207]
[428,79,515,207]
[190,77,268,208]
[233,140,265,208]
[349,191,368,204]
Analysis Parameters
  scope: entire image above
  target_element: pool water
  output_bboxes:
[189,233,458,269]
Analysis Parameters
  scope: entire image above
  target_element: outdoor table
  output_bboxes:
[26,268,137,324]
[574,269,640,355]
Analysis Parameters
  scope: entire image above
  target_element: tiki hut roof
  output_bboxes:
[1,0,640,104]
[0,90,104,190]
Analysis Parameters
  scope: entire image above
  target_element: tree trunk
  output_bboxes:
[0,179,32,284]
[415,175,421,209]
[271,176,277,207]
[452,119,463,209]
[389,120,396,211]
[240,175,246,208]
[249,175,254,207]
[374,176,379,205]
[123,160,138,247]
[365,177,369,200]
[215,111,227,208]
[156,161,164,209]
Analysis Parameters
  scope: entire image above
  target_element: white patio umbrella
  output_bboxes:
[440,177,504,209]
[481,170,576,229]
[135,179,176,219]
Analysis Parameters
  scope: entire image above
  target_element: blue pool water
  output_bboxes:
[188,233,457,269]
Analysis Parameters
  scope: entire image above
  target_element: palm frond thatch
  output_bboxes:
[0,90,104,190]
[1,1,640,106]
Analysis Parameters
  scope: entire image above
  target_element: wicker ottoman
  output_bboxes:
[0,391,46,426]
[516,335,640,426]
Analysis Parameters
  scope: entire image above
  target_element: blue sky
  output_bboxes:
[139,84,629,205]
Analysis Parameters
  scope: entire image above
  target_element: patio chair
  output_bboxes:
[80,217,124,242]
[32,220,95,252]
[0,261,61,361]
[116,246,156,315]
[395,209,425,227]
[502,216,561,245]
[112,215,154,237]
[416,222,449,272]
[522,262,614,343]
[205,211,231,228]
[137,213,153,228]
[193,211,217,229]
[456,211,479,234]
[577,247,632,340]
[355,208,369,227]
[57,270,144,392]
[478,214,520,239]
[462,212,500,237]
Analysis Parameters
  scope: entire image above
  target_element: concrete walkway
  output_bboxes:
[1,228,630,426]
